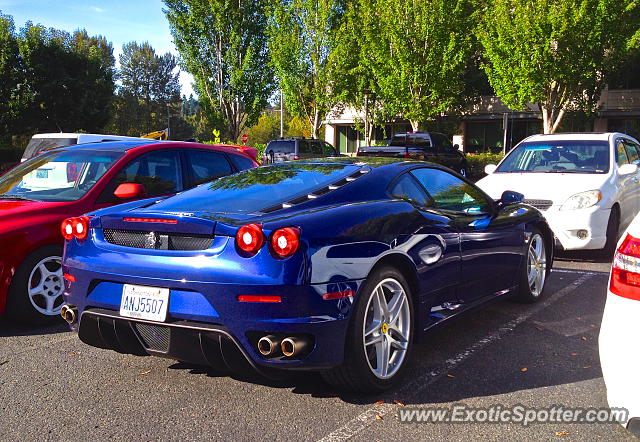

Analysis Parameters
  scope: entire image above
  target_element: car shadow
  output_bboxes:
[555,248,613,264]
[0,319,69,337]
[167,272,608,406]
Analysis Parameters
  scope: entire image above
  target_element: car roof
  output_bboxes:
[522,132,621,142]
[47,140,255,158]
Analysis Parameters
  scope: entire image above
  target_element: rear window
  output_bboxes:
[267,140,295,154]
[228,153,256,171]
[389,135,406,146]
[152,163,363,214]
[23,137,77,160]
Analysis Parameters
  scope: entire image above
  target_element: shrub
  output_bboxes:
[466,152,504,182]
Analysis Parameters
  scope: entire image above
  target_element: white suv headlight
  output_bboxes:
[560,190,602,210]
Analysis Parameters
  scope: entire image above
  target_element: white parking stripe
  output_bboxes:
[317,273,594,442]
[552,268,609,276]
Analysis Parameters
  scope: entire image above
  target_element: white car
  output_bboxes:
[599,213,640,436]
[21,133,151,162]
[477,133,640,251]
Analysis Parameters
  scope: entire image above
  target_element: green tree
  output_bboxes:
[476,0,638,134]
[110,41,181,136]
[17,23,115,133]
[267,0,345,139]
[0,12,25,139]
[352,0,476,132]
[164,0,274,143]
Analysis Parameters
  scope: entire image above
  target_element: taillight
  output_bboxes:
[610,234,640,301]
[270,227,300,258]
[236,224,264,254]
[61,216,91,241]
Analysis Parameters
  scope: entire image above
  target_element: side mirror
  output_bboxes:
[618,163,638,176]
[453,144,460,151]
[114,183,146,199]
[499,190,524,207]
[484,164,497,174]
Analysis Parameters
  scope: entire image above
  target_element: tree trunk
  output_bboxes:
[410,120,420,131]
[539,101,567,134]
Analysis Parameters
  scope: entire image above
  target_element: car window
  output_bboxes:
[267,140,295,154]
[228,153,255,171]
[0,150,123,202]
[389,134,406,146]
[114,150,181,197]
[408,134,432,150]
[411,167,491,214]
[432,133,455,151]
[186,150,232,185]
[624,140,640,164]
[323,142,337,156]
[309,141,324,155]
[298,140,312,155]
[389,173,431,207]
[616,140,629,166]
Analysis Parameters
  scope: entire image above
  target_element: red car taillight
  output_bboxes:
[61,216,91,241]
[610,233,640,301]
[236,224,264,254]
[271,227,300,258]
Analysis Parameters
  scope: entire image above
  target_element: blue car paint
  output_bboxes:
[62,159,551,372]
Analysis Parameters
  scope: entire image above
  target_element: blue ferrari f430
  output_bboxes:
[61,159,553,392]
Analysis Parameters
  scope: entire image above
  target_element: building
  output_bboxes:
[323,88,640,154]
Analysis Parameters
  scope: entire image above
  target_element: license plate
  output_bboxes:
[120,284,169,322]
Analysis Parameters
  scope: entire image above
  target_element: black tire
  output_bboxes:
[514,228,549,304]
[6,245,64,325]
[602,206,620,257]
[322,266,414,392]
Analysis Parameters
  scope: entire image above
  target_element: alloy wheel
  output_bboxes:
[27,256,64,316]
[527,234,547,297]
[362,278,411,379]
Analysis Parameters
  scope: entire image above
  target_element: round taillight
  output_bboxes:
[61,218,74,241]
[72,217,90,240]
[271,227,300,258]
[236,224,264,254]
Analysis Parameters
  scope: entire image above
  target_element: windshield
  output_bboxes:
[152,163,363,214]
[496,140,610,174]
[0,150,123,202]
[267,140,295,153]
[22,137,77,160]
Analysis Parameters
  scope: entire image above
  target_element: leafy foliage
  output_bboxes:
[267,0,345,138]
[466,152,505,181]
[164,0,274,143]
[351,0,476,131]
[476,0,639,133]
[107,41,181,137]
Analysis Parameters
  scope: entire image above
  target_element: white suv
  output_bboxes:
[477,133,640,251]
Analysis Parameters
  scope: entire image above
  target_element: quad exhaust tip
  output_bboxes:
[257,335,281,357]
[281,337,308,358]
[60,305,77,325]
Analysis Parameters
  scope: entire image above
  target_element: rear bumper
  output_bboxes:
[79,309,282,378]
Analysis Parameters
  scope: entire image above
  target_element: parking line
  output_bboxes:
[317,273,594,442]
[552,268,609,276]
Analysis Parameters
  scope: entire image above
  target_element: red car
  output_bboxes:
[0,140,258,323]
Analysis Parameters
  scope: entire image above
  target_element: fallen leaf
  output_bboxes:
[139,369,152,376]
[393,400,405,406]
[520,367,528,372]
[535,326,544,331]
[447,373,456,378]
[67,352,78,357]
[569,353,578,356]
[583,365,592,369]
[581,336,588,341]
[375,415,383,420]
[374,400,384,405]
[0,361,7,366]
[555,431,570,436]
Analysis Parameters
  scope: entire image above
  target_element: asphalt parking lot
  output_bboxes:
[0,251,636,441]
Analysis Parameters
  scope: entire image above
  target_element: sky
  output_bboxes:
[0,0,195,96]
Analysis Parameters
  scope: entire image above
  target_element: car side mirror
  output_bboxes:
[618,163,638,176]
[499,190,524,207]
[453,144,460,151]
[484,164,497,174]
[114,183,146,199]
